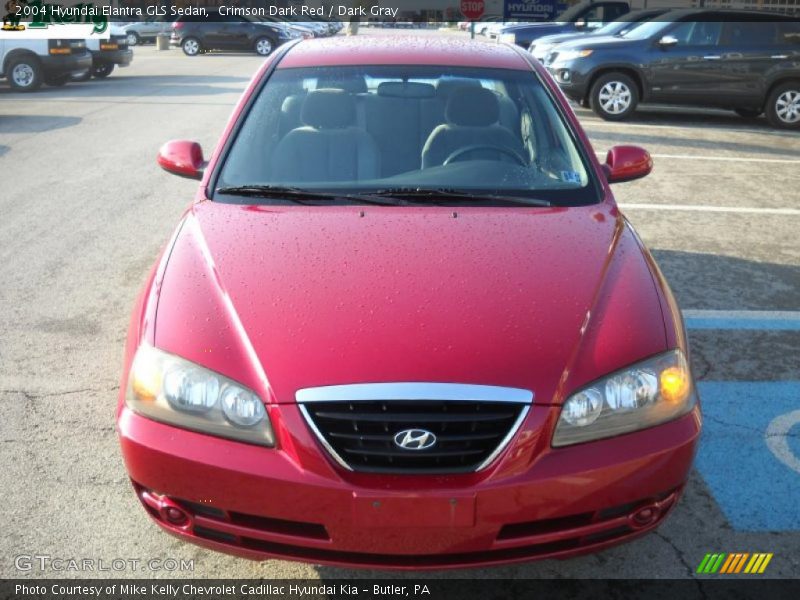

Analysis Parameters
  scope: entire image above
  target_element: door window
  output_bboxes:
[601,3,629,22]
[726,22,778,46]
[668,22,722,46]
[777,22,800,46]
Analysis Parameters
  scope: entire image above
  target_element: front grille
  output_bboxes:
[301,400,528,474]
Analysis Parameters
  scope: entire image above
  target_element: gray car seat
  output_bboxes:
[421,87,526,169]
[271,89,380,183]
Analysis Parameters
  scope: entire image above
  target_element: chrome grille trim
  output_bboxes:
[297,383,533,473]
[296,382,534,404]
[475,405,530,471]
[298,404,353,472]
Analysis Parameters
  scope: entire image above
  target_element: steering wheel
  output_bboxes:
[443,144,528,167]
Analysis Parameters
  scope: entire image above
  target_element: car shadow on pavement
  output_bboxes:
[585,127,798,159]
[651,249,800,313]
[0,75,250,98]
[0,114,81,134]
[576,106,796,137]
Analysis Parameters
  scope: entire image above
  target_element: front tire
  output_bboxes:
[92,63,114,78]
[126,32,140,46]
[182,37,201,56]
[254,36,274,56]
[765,81,800,130]
[590,73,639,121]
[7,56,43,92]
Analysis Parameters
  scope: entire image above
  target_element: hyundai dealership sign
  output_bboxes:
[504,0,567,21]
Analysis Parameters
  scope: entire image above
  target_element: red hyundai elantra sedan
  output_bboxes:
[117,36,701,569]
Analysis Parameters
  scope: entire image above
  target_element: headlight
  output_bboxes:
[126,344,274,446]
[499,33,516,44]
[555,49,593,62]
[553,349,695,447]
[532,44,553,60]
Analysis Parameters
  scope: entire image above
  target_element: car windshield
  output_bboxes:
[215,65,597,206]
[620,19,672,40]
[596,20,630,35]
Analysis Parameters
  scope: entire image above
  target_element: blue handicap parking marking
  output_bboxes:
[695,381,800,531]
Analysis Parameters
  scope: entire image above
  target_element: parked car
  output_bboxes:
[255,16,316,39]
[118,36,701,568]
[73,26,133,81]
[119,15,179,46]
[170,9,298,56]
[546,9,800,129]
[1,38,91,91]
[498,0,630,49]
[529,8,670,62]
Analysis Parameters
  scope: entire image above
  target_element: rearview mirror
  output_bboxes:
[658,35,678,48]
[157,140,206,180]
[603,145,652,184]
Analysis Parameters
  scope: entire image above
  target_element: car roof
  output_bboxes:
[277,36,532,71]
[653,8,796,21]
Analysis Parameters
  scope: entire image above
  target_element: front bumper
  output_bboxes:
[118,403,700,569]
[93,48,133,67]
[547,64,591,101]
[40,50,92,75]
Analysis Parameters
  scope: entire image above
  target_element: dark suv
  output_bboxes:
[546,10,800,129]
[170,9,297,57]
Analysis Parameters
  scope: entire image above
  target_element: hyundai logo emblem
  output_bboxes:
[394,429,437,451]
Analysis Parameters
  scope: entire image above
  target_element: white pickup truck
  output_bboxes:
[0,38,91,91]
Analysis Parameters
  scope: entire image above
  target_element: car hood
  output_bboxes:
[534,32,589,46]
[154,202,668,406]
[555,35,638,51]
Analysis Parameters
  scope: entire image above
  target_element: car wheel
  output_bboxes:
[92,63,115,78]
[590,73,639,121]
[44,73,70,86]
[182,37,201,56]
[734,108,761,119]
[765,81,800,130]
[254,36,274,56]
[126,32,140,46]
[7,56,43,92]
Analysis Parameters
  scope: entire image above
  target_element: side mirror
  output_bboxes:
[575,18,586,29]
[157,140,205,180]
[603,145,652,184]
[658,35,678,48]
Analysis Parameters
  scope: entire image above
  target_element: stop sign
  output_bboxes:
[460,0,485,21]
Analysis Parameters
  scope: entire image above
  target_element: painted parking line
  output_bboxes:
[695,381,800,531]
[683,310,800,331]
[619,203,800,216]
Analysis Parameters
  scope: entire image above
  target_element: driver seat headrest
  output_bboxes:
[301,89,356,129]
[445,87,500,127]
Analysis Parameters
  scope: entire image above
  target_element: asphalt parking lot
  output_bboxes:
[1,30,798,580]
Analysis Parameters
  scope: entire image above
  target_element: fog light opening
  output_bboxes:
[630,504,660,528]
[163,505,190,527]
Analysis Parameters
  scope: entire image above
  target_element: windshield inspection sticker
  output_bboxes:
[560,171,582,184]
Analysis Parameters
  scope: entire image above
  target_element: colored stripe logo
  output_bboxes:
[697,553,773,574]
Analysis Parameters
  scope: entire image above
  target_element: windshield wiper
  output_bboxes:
[372,188,552,207]
[215,185,405,206]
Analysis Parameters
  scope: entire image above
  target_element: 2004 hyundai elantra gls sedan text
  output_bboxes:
[117,37,701,569]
